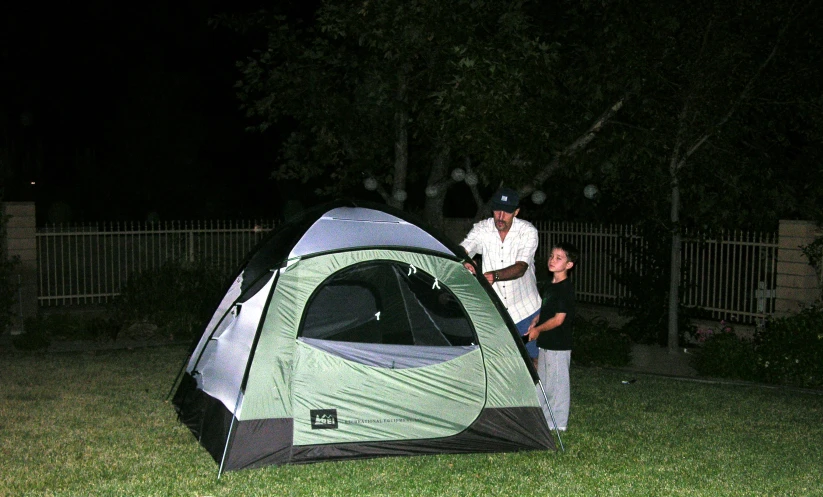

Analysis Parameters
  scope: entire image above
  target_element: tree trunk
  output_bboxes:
[667,163,682,354]
[659,11,789,354]
[423,147,450,230]
[389,68,409,210]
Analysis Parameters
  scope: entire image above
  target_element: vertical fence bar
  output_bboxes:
[732,230,740,319]
[114,222,120,303]
[60,226,66,305]
[94,224,100,304]
[743,231,752,317]
[188,223,194,264]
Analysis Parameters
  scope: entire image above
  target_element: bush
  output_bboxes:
[113,260,226,341]
[11,328,51,351]
[611,226,694,346]
[28,312,120,341]
[690,309,823,388]
[11,312,121,351]
[573,316,632,367]
[754,305,823,388]
[690,326,758,381]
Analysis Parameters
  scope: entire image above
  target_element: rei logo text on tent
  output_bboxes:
[310,409,339,430]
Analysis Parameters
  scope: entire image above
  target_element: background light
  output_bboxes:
[584,184,599,199]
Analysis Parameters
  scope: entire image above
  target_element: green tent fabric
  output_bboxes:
[172,200,556,474]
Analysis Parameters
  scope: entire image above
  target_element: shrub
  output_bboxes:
[690,324,758,381]
[10,327,51,351]
[611,226,694,346]
[30,312,120,341]
[113,259,226,341]
[754,305,823,388]
[573,316,632,367]
[11,312,121,351]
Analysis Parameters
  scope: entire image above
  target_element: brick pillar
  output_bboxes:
[775,220,820,317]
[2,202,38,334]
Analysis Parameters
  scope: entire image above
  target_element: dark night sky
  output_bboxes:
[1,1,313,224]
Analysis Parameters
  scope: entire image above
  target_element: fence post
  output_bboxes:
[188,229,195,263]
[775,220,820,317]
[2,202,38,334]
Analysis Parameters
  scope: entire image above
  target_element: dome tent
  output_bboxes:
[171,200,558,475]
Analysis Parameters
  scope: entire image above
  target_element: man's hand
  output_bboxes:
[463,262,476,275]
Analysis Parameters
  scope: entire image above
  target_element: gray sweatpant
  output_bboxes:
[537,348,571,430]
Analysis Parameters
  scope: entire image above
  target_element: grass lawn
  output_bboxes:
[2,345,822,497]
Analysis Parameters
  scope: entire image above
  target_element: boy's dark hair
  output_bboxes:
[553,241,580,273]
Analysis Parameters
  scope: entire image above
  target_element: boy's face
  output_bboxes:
[548,248,574,274]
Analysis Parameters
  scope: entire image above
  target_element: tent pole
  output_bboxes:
[166,298,243,402]
[217,391,244,480]
[218,270,279,479]
[537,379,564,452]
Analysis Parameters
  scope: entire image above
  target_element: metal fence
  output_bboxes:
[36,218,779,324]
[534,222,779,325]
[36,220,277,306]
[534,222,643,306]
[680,229,778,323]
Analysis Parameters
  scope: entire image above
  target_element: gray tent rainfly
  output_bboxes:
[171,200,560,475]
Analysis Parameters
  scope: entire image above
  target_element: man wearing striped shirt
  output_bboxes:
[460,187,542,363]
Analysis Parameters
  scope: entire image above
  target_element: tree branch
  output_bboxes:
[677,2,809,169]
[464,159,487,220]
[522,92,631,195]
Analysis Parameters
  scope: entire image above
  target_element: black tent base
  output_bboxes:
[175,376,556,473]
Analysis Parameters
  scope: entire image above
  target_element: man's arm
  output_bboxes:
[482,261,528,284]
[484,222,536,284]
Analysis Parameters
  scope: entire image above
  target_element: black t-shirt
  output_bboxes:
[535,277,575,351]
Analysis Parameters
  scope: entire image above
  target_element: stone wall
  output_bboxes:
[2,202,37,333]
[775,220,820,317]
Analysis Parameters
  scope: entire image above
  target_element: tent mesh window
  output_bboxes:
[301,261,476,346]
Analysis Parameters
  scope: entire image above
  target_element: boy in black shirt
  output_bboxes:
[525,242,578,431]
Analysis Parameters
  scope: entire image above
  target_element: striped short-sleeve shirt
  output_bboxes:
[460,217,541,323]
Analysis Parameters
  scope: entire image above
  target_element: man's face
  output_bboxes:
[493,208,519,232]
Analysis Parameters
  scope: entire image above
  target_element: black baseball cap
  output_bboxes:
[490,187,520,213]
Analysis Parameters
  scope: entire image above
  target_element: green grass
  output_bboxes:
[2,346,822,497]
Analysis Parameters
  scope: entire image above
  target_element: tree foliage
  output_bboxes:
[223,0,823,350]
[225,1,578,219]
